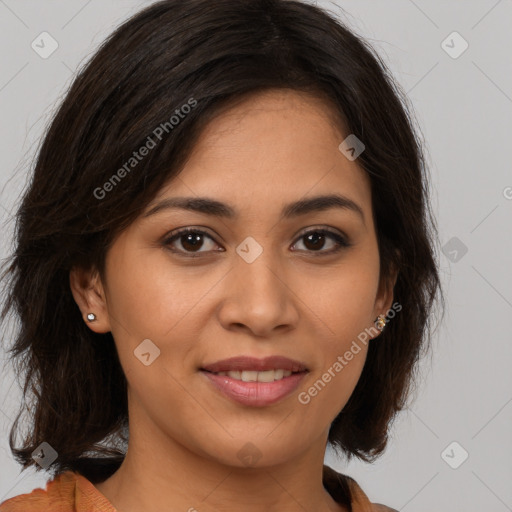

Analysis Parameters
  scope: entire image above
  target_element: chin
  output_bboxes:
[198,434,305,470]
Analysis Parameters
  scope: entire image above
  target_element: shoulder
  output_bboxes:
[0,471,78,512]
[371,505,399,512]
[348,474,399,512]
[346,474,399,512]
[323,465,398,512]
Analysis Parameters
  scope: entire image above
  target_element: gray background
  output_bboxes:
[1,1,511,510]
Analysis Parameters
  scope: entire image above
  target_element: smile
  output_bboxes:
[200,369,308,407]
[210,369,295,382]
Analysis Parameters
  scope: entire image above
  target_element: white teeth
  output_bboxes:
[214,369,295,382]
[241,371,258,382]
[257,370,275,382]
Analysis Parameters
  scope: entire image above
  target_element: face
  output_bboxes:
[71,89,395,469]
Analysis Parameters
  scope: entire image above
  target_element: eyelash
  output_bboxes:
[162,227,351,258]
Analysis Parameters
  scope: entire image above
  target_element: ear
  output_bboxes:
[69,265,111,333]
[372,258,400,337]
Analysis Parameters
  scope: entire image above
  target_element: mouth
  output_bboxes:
[201,368,306,382]
[201,355,308,374]
[200,355,309,407]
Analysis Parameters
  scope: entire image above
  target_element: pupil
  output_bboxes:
[305,232,325,251]
[182,233,203,251]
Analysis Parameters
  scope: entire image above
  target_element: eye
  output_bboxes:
[291,227,351,256]
[162,226,351,258]
[163,227,222,257]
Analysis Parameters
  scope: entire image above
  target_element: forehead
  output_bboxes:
[152,89,372,220]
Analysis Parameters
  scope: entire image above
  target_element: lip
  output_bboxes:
[201,370,307,407]
[201,355,308,373]
[200,355,309,407]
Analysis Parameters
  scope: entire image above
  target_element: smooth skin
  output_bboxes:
[70,89,397,512]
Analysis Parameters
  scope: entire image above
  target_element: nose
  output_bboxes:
[216,249,300,338]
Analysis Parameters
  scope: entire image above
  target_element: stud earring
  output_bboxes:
[374,314,387,332]
[87,313,97,322]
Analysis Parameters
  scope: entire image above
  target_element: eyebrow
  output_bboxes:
[143,194,365,224]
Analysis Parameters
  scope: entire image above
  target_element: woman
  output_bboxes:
[0,0,443,510]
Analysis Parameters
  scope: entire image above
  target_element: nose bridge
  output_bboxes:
[217,233,300,333]
[233,234,285,300]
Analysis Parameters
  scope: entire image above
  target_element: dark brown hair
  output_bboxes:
[0,0,444,487]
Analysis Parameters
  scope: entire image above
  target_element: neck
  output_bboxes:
[94,424,347,512]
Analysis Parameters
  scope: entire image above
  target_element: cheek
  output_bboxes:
[294,262,378,419]
[103,248,217,385]
[102,251,199,410]
[297,341,368,428]
[299,317,370,425]
[299,256,380,338]
[104,247,194,336]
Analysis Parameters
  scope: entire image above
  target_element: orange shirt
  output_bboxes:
[0,466,397,512]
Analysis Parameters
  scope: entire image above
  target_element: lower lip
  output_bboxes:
[201,370,307,407]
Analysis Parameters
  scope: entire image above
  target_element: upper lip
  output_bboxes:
[201,356,308,373]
